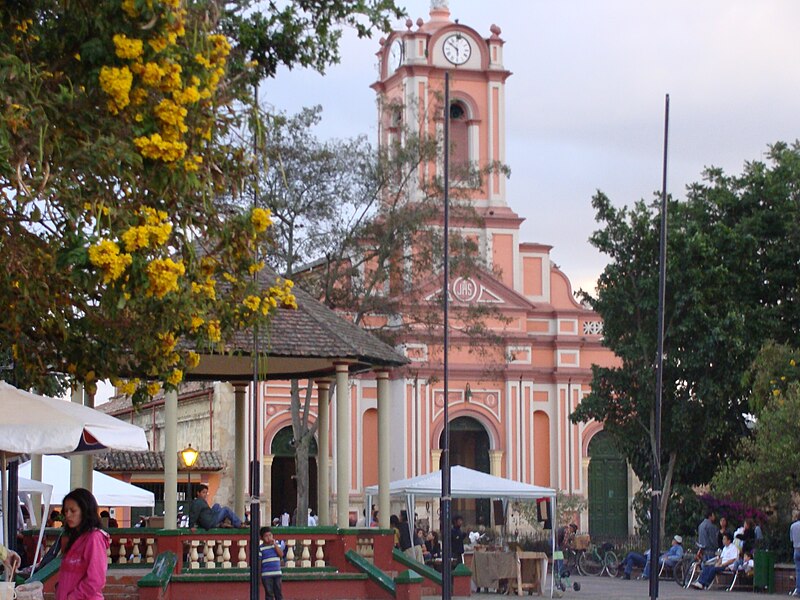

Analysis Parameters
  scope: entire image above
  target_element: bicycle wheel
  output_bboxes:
[604,550,619,577]
[579,549,604,576]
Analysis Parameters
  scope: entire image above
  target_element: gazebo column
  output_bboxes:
[69,384,86,490]
[233,383,248,518]
[316,380,331,526]
[335,362,351,527]
[31,455,43,517]
[376,370,390,529]
[82,390,94,491]
[489,449,504,477]
[164,389,178,528]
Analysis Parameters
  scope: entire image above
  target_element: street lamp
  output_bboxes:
[181,444,200,505]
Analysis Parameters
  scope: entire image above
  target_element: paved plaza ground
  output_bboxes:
[424,574,772,600]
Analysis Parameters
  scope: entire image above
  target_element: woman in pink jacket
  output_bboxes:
[56,488,110,600]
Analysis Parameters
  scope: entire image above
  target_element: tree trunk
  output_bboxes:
[659,451,677,542]
[290,379,318,527]
[295,437,310,526]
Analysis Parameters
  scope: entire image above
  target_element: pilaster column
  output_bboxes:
[431,449,442,471]
[233,383,248,518]
[69,385,84,491]
[163,389,178,529]
[335,362,351,528]
[376,370,390,529]
[581,457,590,532]
[262,454,275,523]
[489,449,504,478]
[316,380,331,526]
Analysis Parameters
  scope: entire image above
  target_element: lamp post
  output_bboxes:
[181,444,200,508]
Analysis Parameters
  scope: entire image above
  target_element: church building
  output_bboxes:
[97,1,632,538]
[260,1,629,537]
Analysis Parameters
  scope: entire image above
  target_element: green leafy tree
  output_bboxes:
[0,0,402,400]
[572,142,800,536]
[712,343,800,511]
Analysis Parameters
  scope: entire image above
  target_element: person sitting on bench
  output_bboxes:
[189,484,244,529]
[692,532,739,590]
[642,535,684,579]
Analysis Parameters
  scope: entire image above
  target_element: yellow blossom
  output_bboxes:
[158,331,177,354]
[251,207,272,233]
[99,66,133,113]
[146,258,185,298]
[140,62,163,87]
[88,239,133,283]
[147,381,161,397]
[133,133,188,162]
[186,351,201,369]
[249,261,265,274]
[190,316,205,331]
[243,295,261,311]
[113,34,144,60]
[207,320,221,342]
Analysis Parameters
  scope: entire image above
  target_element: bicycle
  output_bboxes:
[578,542,619,577]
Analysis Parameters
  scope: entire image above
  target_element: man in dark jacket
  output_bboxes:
[189,484,243,529]
[451,515,466,564]
[697,510,718,561]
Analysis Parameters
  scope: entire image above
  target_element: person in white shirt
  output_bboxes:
[790,511,800,597]
[692,533,739,590]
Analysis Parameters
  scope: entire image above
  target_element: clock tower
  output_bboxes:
[371,0,526,289]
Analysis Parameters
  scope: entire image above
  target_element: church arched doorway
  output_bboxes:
[587,431,628,537]
[439,416,491,528]
[270,427,318,523]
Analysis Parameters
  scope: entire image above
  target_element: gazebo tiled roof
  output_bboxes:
[187,266,409,381]
[94,450,224,472]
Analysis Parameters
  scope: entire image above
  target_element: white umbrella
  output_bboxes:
[0,381,149,549]
[0,381,147,455]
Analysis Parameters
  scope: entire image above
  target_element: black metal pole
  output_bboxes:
[7,460,18,552]
[440,71,452,600]
[249,84,263,600]
[649,93,670,600]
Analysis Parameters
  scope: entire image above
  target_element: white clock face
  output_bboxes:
[443,34,471,65]
[388,39,404,74]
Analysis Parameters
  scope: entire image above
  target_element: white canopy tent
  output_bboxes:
[19,455,154,508]
[0,477,54,574]
[365,466,559,597]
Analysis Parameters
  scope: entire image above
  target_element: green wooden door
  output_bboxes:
[587,432,628,538]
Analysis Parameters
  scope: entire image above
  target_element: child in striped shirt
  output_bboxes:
[259,526,285,600]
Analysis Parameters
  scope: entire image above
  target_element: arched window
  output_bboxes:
[449,101,469,170]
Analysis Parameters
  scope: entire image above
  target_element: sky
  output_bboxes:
[258,0,800,293]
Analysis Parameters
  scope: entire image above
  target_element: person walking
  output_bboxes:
[56,488,111,600]
[790,510,800,597]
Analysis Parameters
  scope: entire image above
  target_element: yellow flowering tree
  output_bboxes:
[0,1,313,403]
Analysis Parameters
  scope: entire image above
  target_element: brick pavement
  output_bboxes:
[425,573,770,600]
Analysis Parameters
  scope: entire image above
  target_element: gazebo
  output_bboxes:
[73,268,408,531]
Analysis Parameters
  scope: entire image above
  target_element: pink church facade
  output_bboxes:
[260,2,629,536]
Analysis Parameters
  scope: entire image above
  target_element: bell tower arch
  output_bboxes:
[371,0,513,211]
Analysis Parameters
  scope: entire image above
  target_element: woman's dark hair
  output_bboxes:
[62,488,102,552]
[390,514,400,528]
